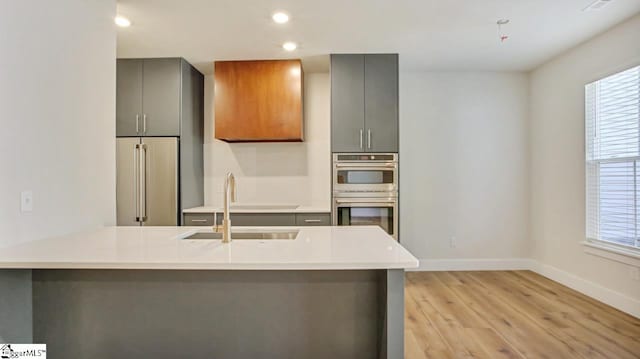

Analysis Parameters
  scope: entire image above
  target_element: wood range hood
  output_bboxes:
[214,59,303,142]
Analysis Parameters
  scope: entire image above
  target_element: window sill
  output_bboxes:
[582,241,640,267]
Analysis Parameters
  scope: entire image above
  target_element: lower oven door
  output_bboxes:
[333,197,398,240]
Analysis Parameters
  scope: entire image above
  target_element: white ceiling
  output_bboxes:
[116,0,640,74]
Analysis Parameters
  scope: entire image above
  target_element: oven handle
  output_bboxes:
[334,162,398,168]
[335,199,397,205]
[334,163,396,168]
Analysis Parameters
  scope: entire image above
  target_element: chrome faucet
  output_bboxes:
[222,172,236,243]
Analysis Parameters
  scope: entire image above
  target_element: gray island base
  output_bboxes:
[2,268,404,359]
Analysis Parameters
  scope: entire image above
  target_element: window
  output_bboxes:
[586,65,640,251]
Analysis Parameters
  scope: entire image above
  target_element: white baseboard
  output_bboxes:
[528,261,640,319]
[410,257,640,318]
[408,258,535,272]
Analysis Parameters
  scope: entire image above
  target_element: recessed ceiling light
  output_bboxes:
[114,15,131,27]
[282,42,297,51]
[272,12,289,24]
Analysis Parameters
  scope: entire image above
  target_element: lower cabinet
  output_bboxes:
[295,213,331,226]
[232,213,295,226]
[183,213,330,226]
[183,213,215,226]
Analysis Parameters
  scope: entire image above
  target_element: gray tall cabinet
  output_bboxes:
[330,54,399,153]
[116,57,204,225]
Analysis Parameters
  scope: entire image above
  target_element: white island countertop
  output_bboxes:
[0,226,418,270]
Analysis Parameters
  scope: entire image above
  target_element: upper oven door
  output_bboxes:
[333,164,397,192]
[333,162,398,193]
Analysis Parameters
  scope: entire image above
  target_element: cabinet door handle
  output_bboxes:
[304,219,322,223]
[139,143,147,221]
[190,219,208,223]
[367,129,371,149]
[135,114,140,133]
[134,144,140,221]
[143,114,147,133]
[359,129,364,149]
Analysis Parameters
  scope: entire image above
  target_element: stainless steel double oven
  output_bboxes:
[332,153,399,240]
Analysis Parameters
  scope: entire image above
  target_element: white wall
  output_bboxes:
[0,0,116,247]
[400,72,530,262]
[203,72,331,208]
[530,14,640,302]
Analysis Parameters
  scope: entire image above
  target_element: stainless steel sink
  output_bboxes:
[182,230,299,240]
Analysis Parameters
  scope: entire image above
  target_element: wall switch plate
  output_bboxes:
[21,190,33,212]
[450,236,457,248]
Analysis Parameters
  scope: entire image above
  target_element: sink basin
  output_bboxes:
[182,230,299,240]
[230,204,299,210]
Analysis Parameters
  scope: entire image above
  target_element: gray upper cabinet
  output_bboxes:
[142,58,181,136]
[364,54,398,152]
[331,54,365,153]
[116,58,185,137]
[116,59,143,137]
[330,54,399,153]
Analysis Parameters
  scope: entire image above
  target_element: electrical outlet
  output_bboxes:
[630,267,640,281]
[21,190,33,212]
[450,236,457,248]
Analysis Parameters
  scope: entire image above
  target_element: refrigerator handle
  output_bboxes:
[134,144,140,222]
[140,143,147,222]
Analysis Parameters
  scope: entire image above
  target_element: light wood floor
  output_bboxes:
[405,271,640,359]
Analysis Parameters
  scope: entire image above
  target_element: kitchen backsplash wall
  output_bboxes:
[203,72,331,208]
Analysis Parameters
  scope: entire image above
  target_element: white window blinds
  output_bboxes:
[586,65,640,250]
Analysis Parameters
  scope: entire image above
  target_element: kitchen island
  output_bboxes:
[0,226,417,359]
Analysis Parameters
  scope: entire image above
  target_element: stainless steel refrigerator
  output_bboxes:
[116,137,178,226]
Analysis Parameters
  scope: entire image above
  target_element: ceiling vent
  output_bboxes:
[583,0,614,11]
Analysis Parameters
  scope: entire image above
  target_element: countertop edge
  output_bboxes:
[0,261,419,270]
